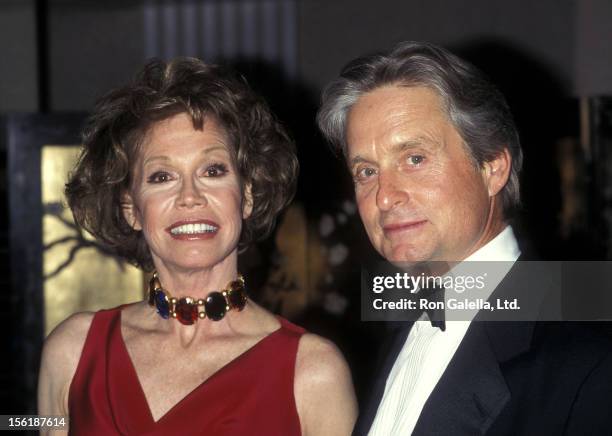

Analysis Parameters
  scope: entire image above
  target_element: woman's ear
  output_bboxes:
[242,183,253,219]
[482,148,512,197]
[121,191,142,231]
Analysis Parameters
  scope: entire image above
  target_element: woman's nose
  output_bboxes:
[177,178,207,208]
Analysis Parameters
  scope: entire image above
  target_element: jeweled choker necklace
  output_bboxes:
[147,272,247,325]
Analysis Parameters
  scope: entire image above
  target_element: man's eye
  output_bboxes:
[356,167,377,180]
[408,155,425,166]
[147,171,171,183]
[205,163,228,177]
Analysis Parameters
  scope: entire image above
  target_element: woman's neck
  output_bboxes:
[152,257,239,299]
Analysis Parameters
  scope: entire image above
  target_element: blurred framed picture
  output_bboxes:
[6,113,144,413]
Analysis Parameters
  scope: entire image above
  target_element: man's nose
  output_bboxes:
[177,178,207,208]
[376,171,408,211]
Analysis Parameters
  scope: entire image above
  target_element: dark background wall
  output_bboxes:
[300,0,576,92]
[0,0,38,111]
[2,0,612,112]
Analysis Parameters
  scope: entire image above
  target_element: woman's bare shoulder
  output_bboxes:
[295,333,352,385]
[294,333,358,436]
[40,312,96,384]
[38,312,96,417]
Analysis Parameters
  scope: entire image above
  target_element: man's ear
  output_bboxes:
[121,191,142,231]
[242,183,253,219]
[482,148,512,197]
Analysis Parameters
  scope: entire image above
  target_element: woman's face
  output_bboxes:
[123,113,251,273]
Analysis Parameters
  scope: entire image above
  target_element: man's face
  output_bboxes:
[346,85,501,263]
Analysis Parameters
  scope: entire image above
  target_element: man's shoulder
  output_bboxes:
[534,321,612,348]
[481,321,612,433]
[531,322,612,428]
[530,321,612,371]
[481,320,612,381]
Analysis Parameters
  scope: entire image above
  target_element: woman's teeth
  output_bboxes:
[170,223,218,235]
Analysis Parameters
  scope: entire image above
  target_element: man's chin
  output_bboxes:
[383,245,434,265]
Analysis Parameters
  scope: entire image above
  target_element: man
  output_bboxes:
[317,41,612,435]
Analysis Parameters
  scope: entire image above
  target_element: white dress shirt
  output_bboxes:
[368,226,521,436]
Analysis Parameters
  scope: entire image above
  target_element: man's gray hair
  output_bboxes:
[317,41,523,216]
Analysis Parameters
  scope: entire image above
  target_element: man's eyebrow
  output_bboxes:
[348,155,372,168]
[348,136,439,168]
[391,137,437,153]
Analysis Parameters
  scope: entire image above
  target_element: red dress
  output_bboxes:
[68,307,305,435]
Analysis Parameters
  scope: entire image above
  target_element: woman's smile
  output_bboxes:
[166,219,220,240]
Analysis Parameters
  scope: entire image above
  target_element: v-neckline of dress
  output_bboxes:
[115,310,285,426]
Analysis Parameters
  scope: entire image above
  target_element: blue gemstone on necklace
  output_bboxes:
[155,290,170,319]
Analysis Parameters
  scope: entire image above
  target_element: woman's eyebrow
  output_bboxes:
[143,155,169,166]
[198,145,228,156]
[143,145,229,167]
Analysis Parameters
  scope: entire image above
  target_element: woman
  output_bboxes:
[38,58,357,435]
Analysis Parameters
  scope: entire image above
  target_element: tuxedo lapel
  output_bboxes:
[412,258,540,435]
[411,323,513,435]
[353,322,413,436]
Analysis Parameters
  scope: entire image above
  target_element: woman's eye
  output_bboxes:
[408,155,425,166]
[205,163,228,177]
[147,171,172,183]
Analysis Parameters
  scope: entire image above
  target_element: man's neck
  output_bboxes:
[464,225,520,262]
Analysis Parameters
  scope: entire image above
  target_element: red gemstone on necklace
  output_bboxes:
[228,286,247,311]
[175,298,198,325]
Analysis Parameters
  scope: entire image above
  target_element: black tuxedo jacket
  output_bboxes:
[353,257,612,435]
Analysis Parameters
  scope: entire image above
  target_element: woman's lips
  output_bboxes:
[383,220,427,236]
[165,219,220,240]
